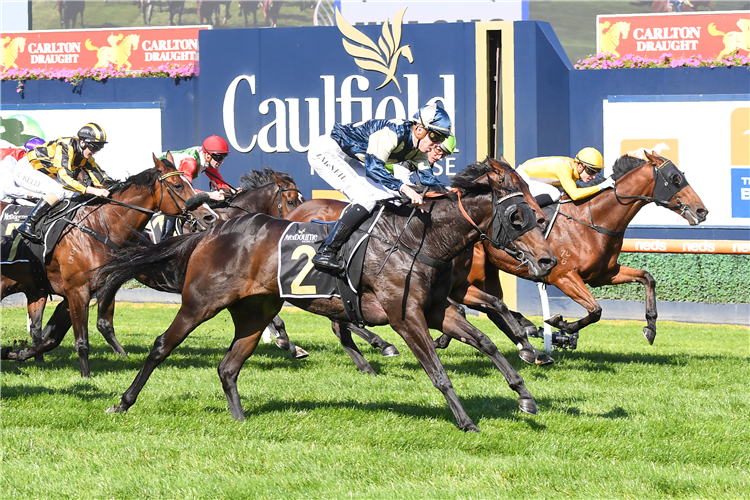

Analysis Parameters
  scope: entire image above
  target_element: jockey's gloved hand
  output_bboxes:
[598,177,616,191]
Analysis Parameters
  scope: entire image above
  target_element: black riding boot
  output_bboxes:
[17,199,53,244]
[312,204,369,272]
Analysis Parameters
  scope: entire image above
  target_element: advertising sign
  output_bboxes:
[602,95,750,230]
[0,104,162,181]
[339,0,527,24]
[197,8,478,195]
[1,26,208,72]
[596,11,749,59]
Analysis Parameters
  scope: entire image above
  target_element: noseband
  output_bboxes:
[157,171,192,217]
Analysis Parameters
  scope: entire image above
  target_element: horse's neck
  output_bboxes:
[238,184,277,215]
[86,192,153,241]
[588,170,653,234]
[392,194,492,263]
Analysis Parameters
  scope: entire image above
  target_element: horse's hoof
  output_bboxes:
[545,314,564,329]
[462,422,480,433]
[519,398,538,415]
[381,345,400,357]
[518,348,536,365]
[106,405,126,414]
[535,352,555,366]
[290,345,309,359]
[1,347,12,359]
[643,327,656,345]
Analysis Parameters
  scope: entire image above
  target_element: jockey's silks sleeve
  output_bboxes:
[27,137,109,194]
[364,127,405,192]
[519,156,600,201]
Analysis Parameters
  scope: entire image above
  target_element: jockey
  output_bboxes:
[1,137,46,201]
[15,123,112,243]
[393,135,456,185]
[162,135,234,202]
[308,101,452,271]
[515,147,614,206]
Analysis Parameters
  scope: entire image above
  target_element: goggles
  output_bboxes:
[85,141,104,153]
[582,164,600,176]
[427,130,448,143]
[210,153,228,164]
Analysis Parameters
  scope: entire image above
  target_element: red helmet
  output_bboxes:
[202,135,230,155]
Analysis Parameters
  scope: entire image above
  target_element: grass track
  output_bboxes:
[1,304,748,499]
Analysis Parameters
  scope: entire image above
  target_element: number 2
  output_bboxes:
[291,245,317,295]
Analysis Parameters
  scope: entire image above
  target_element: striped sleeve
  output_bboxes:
[54,142,87,193]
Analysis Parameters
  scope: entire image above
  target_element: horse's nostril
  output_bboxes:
[203,214,218,224]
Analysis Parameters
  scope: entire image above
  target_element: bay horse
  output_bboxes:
[0,156,213,377]
[436,151,708,349]
[2,167,304,365]
[93,161,556,431]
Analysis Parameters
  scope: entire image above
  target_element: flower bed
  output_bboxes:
[1,63,195,92]
[575,50,750,69]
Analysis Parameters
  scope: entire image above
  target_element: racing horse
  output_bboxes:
[276,157,558,367]
[2,167,304,365]
[93,161,557,431]
[0,156,213,377]
[435,151,709,349]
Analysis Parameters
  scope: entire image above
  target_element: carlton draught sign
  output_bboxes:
[597,11,749,59]
[1,26,208,72]
[198,8,475,194]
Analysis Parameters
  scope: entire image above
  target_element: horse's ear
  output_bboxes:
[153,153,165,171]
[498,155,511,167]
[166,150,175,166]
[643,149,659,164]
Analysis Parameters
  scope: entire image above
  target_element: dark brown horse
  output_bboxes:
[1,156,213,377]
[436,151,708,349]
[274,157,558,366]
[93,160,557,431]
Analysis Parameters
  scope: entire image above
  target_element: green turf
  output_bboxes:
[1,303,748,499]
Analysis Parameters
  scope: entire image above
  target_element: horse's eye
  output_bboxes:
[174,183,183,191]
[670,173,682,186]
[510,209,525,226]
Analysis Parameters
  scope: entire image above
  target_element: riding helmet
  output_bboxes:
[77,123,108,145]
[413,102,452,136]
[575,147,604,169]
[24,137,46,152]
[202,135,231,155]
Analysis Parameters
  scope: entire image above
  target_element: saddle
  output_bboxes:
[277,207,384,326]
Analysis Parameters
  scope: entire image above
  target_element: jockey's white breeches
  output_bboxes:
[13,156,74,201]
[308,134,400,212]
[516,167,562,203]
[1,155,41,199]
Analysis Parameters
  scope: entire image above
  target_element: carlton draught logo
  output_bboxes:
[85,34,140,70]
[335,7,413,92]
[708,19,750,58]
[599,21,630,57]
[621,139,678,166]
[1,36,26,69]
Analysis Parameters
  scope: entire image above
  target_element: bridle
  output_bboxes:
[269,185,304,217]
[612,158,696,222]
[454,172,538,268]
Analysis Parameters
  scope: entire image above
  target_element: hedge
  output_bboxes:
[589,253,750,304]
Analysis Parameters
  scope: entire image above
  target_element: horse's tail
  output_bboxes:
[84,38,99,51]
[93,231,207,307]
[707,23,725,36]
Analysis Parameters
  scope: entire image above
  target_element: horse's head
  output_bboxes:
[613,151,708,225]
[152,154,217,227]
[454,160,557,277]
[488,156,550,232]
[238,167,304,218]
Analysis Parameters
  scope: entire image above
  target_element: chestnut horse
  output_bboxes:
[1,156,213,377]
[93,160,557,431]
[436,151,708,349]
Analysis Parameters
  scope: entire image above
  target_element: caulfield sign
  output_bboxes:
[1,26,208,72]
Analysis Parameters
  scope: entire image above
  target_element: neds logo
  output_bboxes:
[634,239,667,251]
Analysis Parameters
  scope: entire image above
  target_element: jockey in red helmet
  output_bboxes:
[161,135,236,202]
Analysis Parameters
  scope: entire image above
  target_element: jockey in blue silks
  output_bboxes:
[307,101,452,271]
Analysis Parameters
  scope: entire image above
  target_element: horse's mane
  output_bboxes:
[239,167,295,190]
[107,167,164,195]
[612,155,650,180]
[450,159,495,196]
